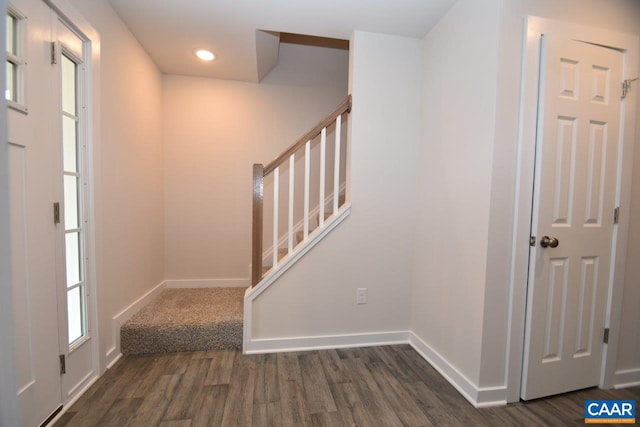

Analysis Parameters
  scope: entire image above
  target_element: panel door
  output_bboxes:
[521,36,623,400]
[8,0,63,425]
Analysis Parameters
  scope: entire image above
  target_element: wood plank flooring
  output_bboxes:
[54,345,640,427]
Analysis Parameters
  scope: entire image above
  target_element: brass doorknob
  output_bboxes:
[540,236,559,248]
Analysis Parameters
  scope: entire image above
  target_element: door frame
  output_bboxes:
[506,16,639,403]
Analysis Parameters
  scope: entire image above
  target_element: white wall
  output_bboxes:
[162,43,348,283]
[618,111,640,375]
[411,0,502,389]
[482,0,640,395]
[0,0,20,422]
[68,0,165,367]
[248,31,421,340]
[410,0,640,402]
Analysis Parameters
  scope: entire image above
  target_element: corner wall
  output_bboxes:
[246,31,421,346]
[410,0,502,400]
[68,0,165,367]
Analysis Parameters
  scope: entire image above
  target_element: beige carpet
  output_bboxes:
[120,287,245,355]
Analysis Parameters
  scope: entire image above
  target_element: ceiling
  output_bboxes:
[107,0,457,82]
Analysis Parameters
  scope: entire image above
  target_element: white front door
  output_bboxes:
[8,2,63,425]
[8,1,97,424]
[521,35,623,400]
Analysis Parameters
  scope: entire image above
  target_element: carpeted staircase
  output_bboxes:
[120,287,245,355]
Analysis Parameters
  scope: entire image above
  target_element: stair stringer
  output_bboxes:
[243,203,351,353]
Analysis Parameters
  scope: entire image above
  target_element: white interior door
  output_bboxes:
[8,1,96,424]
[521,35,623,400]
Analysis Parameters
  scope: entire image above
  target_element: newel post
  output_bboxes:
[252,164,264,287]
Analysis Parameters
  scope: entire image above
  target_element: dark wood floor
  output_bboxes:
[54,345,639,427]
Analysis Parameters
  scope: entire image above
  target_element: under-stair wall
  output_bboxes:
[243,31,423,353]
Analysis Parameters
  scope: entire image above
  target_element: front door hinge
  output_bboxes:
[530,236,536,247]
[50,42,57,65]
[613,206,620,224]
[59,354,66,374]
[622,78,638,99]
[603,328,610,344]
[53,202,60,224]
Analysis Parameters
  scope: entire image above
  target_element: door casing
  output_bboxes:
[506,16,639,403]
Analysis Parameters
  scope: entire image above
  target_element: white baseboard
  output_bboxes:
[613,368,640,389]
[107,280,166,367]
[408,332,506,408]
[106,352,122,370]
[244,330,410,354]
[165,278,250,288]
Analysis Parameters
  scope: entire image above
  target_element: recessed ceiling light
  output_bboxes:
[195,49,215,61]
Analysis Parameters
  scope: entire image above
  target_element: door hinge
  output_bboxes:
[59,354,66,374]
[50,42,57,65]
[622,78,638,99]
[53,202,60,224]
[529,236,536,247]
[603,328,610,344]
[613,206,620,224]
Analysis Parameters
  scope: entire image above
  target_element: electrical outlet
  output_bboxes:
[356,288,367,304]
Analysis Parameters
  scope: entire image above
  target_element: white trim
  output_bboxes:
[107,280,166,367]
[409,332,507,408]
[165,278,250,288]
[244,205,351,350]
[613,368,640,389]
[245,331,410,354]
[247,204,351,301]
[106,352,122,370]
[507,16,639,402]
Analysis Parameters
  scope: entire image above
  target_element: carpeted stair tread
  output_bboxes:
[121,287,245,355]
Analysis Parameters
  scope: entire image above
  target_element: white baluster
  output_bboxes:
[319,127,326,227]
[333,115,341,214]
[273,166,279,268]
[288,154,294,254]
[303,141,310,240]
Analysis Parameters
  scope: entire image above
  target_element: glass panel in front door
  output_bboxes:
[61,52,86,345]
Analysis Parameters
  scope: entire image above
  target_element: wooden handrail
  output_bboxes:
[252,95,352,287]
[263,95,351,175]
